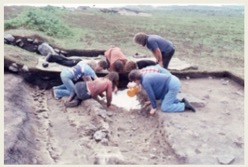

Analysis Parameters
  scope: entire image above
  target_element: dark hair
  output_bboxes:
[114,60,124,72]
[105,71,119,89]
[133,32,148,46]
[98,60,109,69]
[124,61,137,72]
[128,69,142,82]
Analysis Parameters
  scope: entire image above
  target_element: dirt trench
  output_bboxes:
[45,95,180,165]
[4,73,180,165]
[4,72,244,165]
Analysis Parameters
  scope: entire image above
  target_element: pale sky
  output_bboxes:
[4,3,228,8]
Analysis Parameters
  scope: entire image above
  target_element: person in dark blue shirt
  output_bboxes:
[128,69,195,115]
[133,32,175,69]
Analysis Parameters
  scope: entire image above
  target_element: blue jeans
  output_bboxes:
[75,82,91,100]
[161,75,185,112]
[53,68,75,98]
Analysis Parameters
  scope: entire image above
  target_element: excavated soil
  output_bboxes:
[4,73,244,165]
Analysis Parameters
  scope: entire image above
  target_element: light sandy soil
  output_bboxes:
[4,73,244,165]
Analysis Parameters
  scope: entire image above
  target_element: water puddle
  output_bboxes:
[111,89,141,110]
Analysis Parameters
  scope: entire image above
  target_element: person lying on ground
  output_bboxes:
[64,72,119,108]
[37,42,81,67]
[101,47,157,73]
[52,60,98,100]
[103,46,128,73]
[128,69,196,115]
[124,60,158,72]
[94,46,129,93]
[45,53,81,67]
[133,32,175,69]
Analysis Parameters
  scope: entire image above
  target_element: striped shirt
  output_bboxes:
[140,67,160,75]
[70,61,97,81]
[140,64,171,75]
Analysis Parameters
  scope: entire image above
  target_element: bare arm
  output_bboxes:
[153,48,163,66]
[113,85,118,94]
[106,83,113,107]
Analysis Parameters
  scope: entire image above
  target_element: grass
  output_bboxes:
[4,6,73,38]
[4,5,244,78]
[4,45,38,67]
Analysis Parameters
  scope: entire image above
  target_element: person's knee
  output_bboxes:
[161,105,173,112]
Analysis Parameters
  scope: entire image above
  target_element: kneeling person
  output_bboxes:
[128,70,195,114]
[65,72,119,108]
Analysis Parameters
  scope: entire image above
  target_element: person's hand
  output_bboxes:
[149,108,157,115]
[127,82,137,88]
[108,104,117,110]
[159,61,163,67]
[113,86,118,94]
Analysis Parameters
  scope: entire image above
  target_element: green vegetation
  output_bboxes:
[4,5,244,77]
[5,6,73,38]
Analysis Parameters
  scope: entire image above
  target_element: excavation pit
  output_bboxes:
[4,70,244,164]
[4,34,244,165]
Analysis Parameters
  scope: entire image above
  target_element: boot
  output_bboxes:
[182,98,196,112]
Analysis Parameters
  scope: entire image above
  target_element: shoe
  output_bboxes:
[42,62,49,68]
[182,98,196,112]
[52,88,60,100]
[64,99,80,108]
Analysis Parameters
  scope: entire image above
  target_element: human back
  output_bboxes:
[87,71,119,107]
[104,47,128,72]
[87,78,112,98]
[72,61,97,80]
[142,73,171,100]
[147,35,174,53]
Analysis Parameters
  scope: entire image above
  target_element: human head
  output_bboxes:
[114,60,124,73]
[87,60,97,71]
[133,32,148,47]
[124,60,138,73]
[128,69,142,84]
[105,71,119,89]
[96,60,109,72]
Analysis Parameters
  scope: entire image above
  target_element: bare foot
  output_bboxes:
[149,108,157,115]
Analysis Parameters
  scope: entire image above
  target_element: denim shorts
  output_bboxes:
[74,82,91,100]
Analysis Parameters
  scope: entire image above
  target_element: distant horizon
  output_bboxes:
[4,3,243,8]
